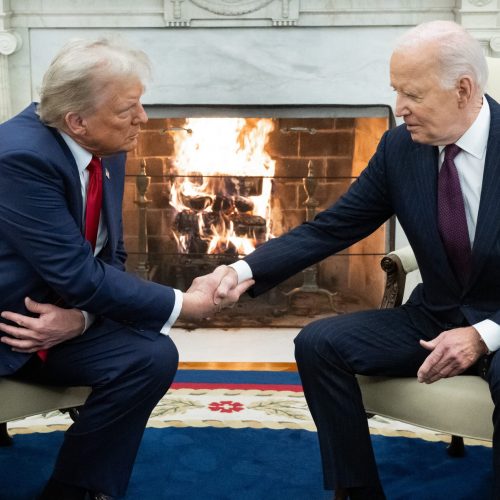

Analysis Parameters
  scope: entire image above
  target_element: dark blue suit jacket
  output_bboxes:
[0,104,176,375]
[245,95,500,328]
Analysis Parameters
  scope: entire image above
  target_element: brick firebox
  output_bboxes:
[122,112,392,328]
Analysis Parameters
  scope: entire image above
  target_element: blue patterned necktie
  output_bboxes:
[437,144,471,283]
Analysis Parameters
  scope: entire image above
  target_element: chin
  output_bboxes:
[409,132,431,145]
[122,140,138,152]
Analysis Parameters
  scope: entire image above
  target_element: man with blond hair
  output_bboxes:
[0,38,250,499]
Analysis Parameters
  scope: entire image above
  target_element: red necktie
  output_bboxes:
[437,144,471,283]
[84,156,103,251]
[37,156,103,362]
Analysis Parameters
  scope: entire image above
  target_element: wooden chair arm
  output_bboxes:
[380,245,418,309]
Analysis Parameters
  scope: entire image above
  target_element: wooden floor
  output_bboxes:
[178,361,297,371]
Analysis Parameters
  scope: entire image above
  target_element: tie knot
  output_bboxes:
[444,144,461,162]
[87,156,101,174]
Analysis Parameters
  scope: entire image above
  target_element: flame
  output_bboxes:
[169,118,275,255]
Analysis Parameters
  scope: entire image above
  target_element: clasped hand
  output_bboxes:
[0,297,85,353]
[417,325,488,384]
[180,265,253,321]
[0,266,251,350]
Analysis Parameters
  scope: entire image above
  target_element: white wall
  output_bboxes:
[26,27,402,110]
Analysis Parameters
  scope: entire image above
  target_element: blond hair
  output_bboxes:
[38,37,151,128]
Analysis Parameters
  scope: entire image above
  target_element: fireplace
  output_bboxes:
[6,3,497,327]
[122,106,394,327]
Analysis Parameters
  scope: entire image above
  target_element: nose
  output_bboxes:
[133,103,148,125]
[394,94,410,118]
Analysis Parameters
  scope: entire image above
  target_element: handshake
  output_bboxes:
[179,265,255,321]
[0,265,253,354]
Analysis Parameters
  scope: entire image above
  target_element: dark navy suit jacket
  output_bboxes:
[245,95,500,329]
[0,104,176,375]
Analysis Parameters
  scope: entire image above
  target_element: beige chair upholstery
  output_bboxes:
[0,377,90,444]
[357,246,493,444]
[0,379,90,424]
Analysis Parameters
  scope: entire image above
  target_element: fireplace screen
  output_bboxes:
[123,107,394,327]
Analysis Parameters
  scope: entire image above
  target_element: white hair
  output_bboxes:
[38,37,151,128]
[394,20,488,94]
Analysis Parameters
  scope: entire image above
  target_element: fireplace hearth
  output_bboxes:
[123,106,394,328]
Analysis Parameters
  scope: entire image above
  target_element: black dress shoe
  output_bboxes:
[38,479,115,500]
[85,493,115,500]
[333,487,348,500]
[37,478,87,500]
[332,486,386,500]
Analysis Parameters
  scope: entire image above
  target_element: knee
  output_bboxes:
[294,319,333,363]
[294,324,315,360]
[132,335,179,391]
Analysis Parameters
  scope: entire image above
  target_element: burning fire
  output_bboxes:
[169,118,275,255]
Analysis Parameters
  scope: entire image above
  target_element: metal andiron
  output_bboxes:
[284,160,337,312]
[134,159,151,280]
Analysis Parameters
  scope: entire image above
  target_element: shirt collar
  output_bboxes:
[438,97,490,159]
[58,131,93,175]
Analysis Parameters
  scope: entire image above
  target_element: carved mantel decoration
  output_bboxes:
[0,0,22,123]
[0,30,21,56]
[468,0,493,6]
[164,0,298,27]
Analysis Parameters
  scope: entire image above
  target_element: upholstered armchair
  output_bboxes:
[357,246,493,455]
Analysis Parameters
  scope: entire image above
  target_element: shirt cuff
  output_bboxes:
[474,319,500,353]
[80,311,95,334]
[229,260,253,284]
[160,289,183,335]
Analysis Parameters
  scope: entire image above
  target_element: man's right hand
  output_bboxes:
[179,265,253,321]
[213,265,241,306]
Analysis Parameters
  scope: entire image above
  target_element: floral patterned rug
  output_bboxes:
[4,370,493,500]
[6,370,490,448]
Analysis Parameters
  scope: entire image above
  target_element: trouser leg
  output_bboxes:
[485,352,500,499]
[294,306,442,494]
[39,323,178,497]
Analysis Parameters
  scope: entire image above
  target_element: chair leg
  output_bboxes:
[60,406,81,422]
[0,422,13,446]
[447,434,465,457]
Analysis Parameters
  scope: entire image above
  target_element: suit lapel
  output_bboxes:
[49,127,84,233]
[100,158,117,254]
[411,144,438,235]
[469,96,500,287]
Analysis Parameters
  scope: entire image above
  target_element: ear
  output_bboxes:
[456,76,474,108]
[64,112,87,136]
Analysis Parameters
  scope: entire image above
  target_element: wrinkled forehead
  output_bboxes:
[91,76,145,109]
[390,44,441,84]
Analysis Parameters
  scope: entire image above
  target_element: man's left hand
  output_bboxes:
[0,297,85,353]
[417,326,488,384]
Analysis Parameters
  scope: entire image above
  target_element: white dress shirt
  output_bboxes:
[231,97,499,352]
[59,132,182,334]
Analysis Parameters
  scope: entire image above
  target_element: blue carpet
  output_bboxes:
[0,427,492,499]
[173,369,302,385]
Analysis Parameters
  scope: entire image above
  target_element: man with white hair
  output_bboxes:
[0,39,251,499]
[214,20,499,498]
